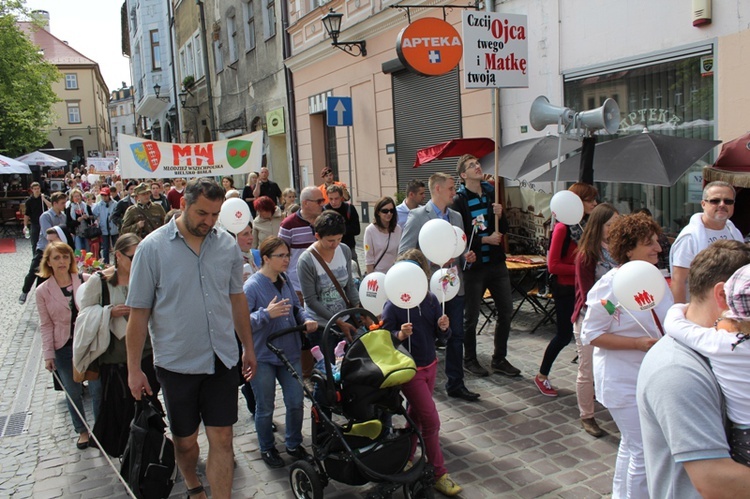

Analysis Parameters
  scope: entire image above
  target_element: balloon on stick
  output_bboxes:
[430,268,460,314]
[220,198,251,233]
[358,272,388,316]
[550,190,584,226]
[452,226,467,259]
[385,261,428,325]
[609,260,668,338]
[418,219,456,266]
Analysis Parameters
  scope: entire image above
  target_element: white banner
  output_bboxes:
[87,157,116,174]
[119,132,264,179]
[462,12,529,89]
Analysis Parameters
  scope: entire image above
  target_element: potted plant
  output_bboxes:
[182,75,195,91]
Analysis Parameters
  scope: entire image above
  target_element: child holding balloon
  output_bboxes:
[381,249,462,497]
[665,263,750,466]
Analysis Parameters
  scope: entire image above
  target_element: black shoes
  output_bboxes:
[463,359,489,377]
[286,445,310,461]
[261,448,285,468]
[447,386,480,402]
[492,358,521,376]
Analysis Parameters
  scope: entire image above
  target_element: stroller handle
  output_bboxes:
[266,323,308,347]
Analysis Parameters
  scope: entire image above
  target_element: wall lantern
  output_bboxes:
[321,9,366,57]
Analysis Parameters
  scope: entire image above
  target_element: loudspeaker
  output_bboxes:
[574,98,620,135]
[530,96,575,131]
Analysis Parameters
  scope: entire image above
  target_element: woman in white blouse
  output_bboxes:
[581,212,673,499]
[364,196,402,274]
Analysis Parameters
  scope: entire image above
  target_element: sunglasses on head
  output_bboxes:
[706,198,735,206]
[380,209,396,214]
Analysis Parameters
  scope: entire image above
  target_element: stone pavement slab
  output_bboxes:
[0,234,621,498]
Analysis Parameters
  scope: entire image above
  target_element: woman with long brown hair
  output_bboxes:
[364,196,402,274]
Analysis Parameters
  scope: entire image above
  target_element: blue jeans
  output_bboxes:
[444,295,465,392]
[463,264,513,362]
[250,360,304,452]
[55,342,102,434]
[100,234,118,264]
[74,235,90,253]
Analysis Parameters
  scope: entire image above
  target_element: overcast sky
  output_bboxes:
[27,0,132,92]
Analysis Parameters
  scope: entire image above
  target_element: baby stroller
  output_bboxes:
[267,308,436,499]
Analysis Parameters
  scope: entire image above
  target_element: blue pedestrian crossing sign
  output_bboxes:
[327,96,353,127]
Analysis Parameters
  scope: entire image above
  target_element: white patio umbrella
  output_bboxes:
[15,151,66,168]
[0,154,32,174]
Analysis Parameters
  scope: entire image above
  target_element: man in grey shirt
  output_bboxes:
[126,178,257,499]
[638,240,750,498]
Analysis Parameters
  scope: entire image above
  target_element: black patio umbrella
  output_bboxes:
[495,134,582,179]
[532,130,721,187]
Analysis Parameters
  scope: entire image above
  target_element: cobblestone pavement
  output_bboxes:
[0,234,619,498]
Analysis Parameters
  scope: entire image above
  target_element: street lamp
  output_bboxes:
[153,83,170,102]
[178,91,199,111]
[321,9,366,57]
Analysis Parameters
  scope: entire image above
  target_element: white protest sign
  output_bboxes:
[462,11,529,88]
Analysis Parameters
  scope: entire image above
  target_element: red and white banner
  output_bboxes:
[119,132,264,179]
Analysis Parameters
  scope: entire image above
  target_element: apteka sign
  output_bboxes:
[396,17,463,76]
[462,12,528,88]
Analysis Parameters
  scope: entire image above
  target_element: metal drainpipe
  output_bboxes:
[280,0,300,190]
[167,0,180,141]
[196,0,217,141]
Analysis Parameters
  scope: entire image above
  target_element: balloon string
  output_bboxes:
[442,287,445,315]
[407,307,411,351]
[616,302,659,339]
[463,225,477,271]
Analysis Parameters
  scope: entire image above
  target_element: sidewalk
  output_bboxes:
[0,235,619,498]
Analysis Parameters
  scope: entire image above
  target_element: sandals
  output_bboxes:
[186,484,205,498]
[76,434,89,450]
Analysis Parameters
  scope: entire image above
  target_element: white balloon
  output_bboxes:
[220,198,251,233]
[452,226,467,258]
[612,260,667,312]
[418,219,456,265]
[430,268,460,304]
[550,190,584,226]
[384,261,428,310]
[359,272,388,315]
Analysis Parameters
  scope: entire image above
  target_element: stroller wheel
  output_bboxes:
[403,482,435,499]
[289,460,324,499]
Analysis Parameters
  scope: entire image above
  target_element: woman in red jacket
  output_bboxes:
[572,203,619,437]
[534,183,598,397]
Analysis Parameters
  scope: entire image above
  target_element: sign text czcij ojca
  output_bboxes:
[462,12,528,88]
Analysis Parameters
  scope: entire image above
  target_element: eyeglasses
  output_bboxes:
[270,253,291,259]
[705,198,735,206]
[380,209,396,214]
[307,198,325,205]
[120,252,135,261]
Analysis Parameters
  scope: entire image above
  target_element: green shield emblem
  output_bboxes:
[226,139,253,169]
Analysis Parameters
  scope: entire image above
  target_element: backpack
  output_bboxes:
[120,399,176,499]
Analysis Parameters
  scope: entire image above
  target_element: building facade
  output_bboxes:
[124,0,178,143]
[108,85,137,155]
[283,0,750,233]
[20,12,111,166]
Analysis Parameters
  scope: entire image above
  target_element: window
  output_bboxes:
[122,125,126,133]
[242,0,255,52]
[150,30,161,70]
[227,15,238,63]
[67,102,81,124]
[194,33,204,78]
[213,39,224,73]
[186,40,195,77]
[262,0,276,39]
[65,73,78,90]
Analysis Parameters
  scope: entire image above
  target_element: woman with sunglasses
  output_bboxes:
[670,181,743,303]
[364,196,402,274]
[75,234,161,456]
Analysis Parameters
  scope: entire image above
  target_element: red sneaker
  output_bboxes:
[534,375,558,397]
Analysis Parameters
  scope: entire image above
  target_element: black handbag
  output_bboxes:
[83,224,102,239]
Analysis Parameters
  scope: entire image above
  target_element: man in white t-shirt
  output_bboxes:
[669,181,743,303]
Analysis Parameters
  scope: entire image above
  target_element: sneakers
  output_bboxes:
[581,418,604,437]
[491,358,521,376]
[261,448,285,468]
[463,358,489,377]
[286,445,310,461]
[434,473,462,496]
[534,375,558,397]
[18,292,27,304]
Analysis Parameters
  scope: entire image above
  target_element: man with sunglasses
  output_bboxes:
[670,181,743,303]
[279,186,325,297]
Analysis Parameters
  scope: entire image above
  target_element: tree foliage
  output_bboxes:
[0,0,60,157]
